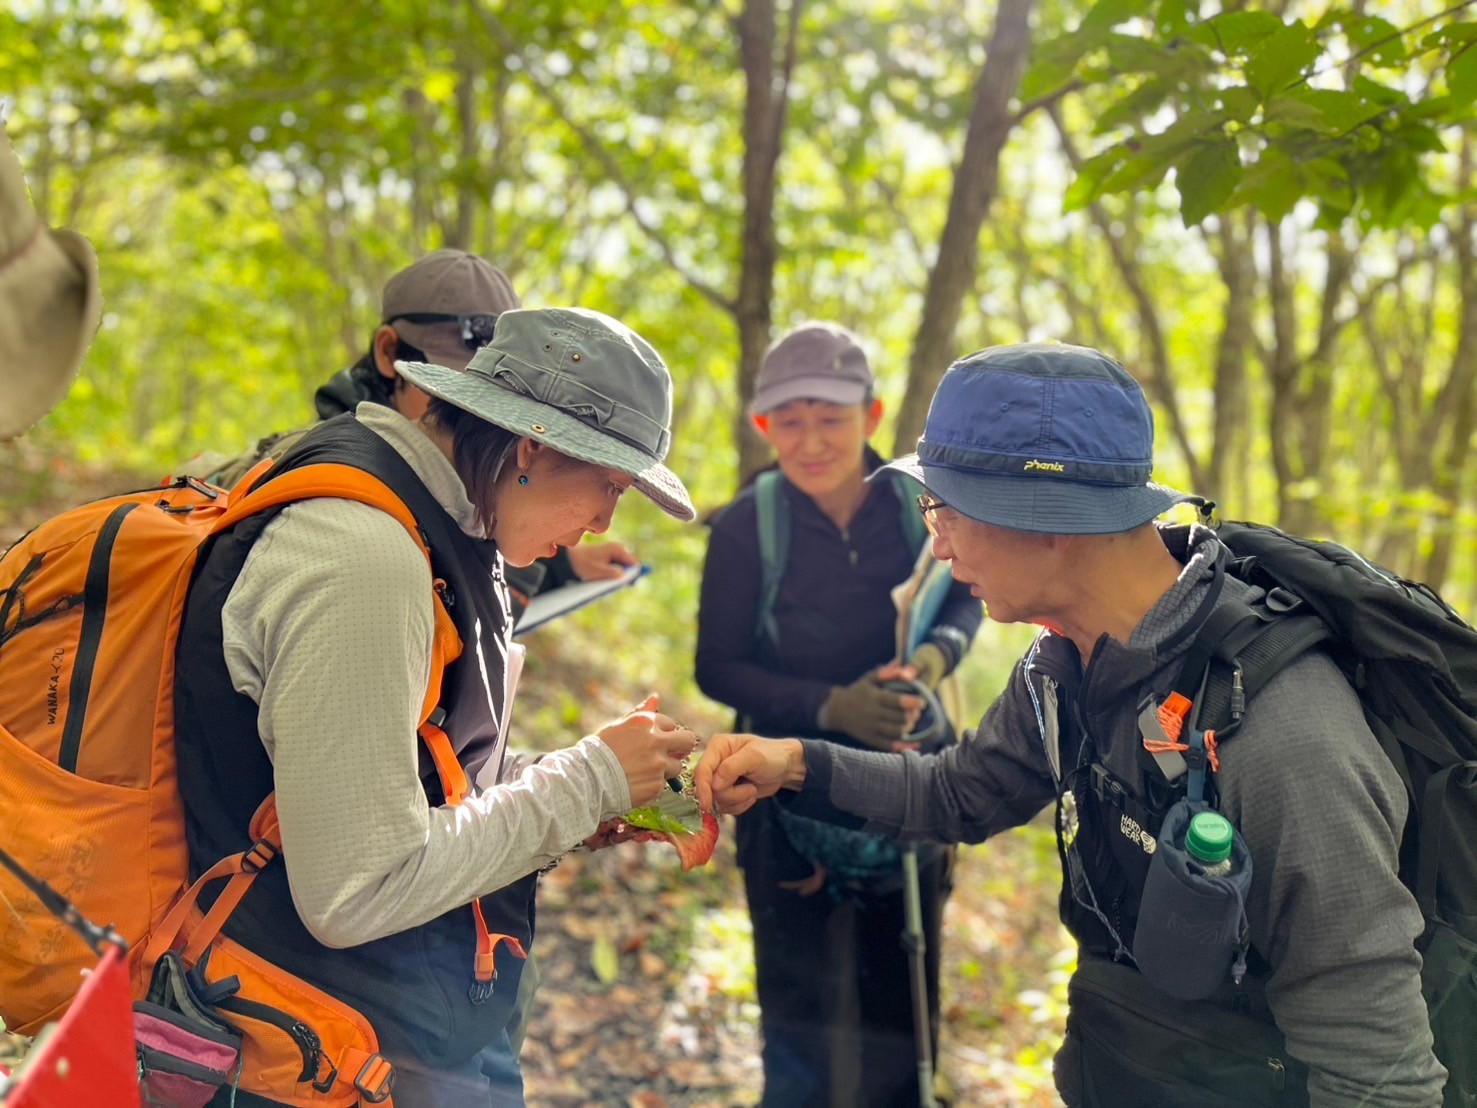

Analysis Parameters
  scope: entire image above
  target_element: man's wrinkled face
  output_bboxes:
[926,502,1053,625]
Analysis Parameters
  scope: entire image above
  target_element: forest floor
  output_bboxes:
[0,456,1071,1106]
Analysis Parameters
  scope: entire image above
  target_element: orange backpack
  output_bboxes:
[0,463,478,1107]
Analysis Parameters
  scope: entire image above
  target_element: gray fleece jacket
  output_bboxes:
[786,527,1446,1106]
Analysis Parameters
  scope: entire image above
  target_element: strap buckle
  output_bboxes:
[241,839,277,874]
[1090,764,1126,808]
[354,1054,395,1103]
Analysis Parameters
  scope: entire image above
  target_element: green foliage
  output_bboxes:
[1,7,1475,1095]
[626,789,704,837]
[1030,0,1477,229]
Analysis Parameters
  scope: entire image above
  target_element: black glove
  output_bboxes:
[819,671,917,751]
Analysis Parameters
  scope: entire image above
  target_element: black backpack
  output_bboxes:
[1171,510,1477,1105]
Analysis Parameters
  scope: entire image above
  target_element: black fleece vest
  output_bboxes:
[174,415,537,1071]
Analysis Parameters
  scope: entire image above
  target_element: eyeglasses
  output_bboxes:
[916,491,949,537]
[389,312,498,353]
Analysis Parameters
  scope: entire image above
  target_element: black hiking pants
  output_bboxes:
[738,802,949,1108]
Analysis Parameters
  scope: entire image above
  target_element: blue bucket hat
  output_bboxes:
[880,342,1191,535]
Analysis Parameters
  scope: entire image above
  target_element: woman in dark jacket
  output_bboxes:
[696,322,982,1107]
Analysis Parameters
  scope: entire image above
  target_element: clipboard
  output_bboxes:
[513,562,650,638]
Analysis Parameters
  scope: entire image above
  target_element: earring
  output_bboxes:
[518,474,529,485]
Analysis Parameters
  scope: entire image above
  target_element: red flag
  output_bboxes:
[2,945,139,1108]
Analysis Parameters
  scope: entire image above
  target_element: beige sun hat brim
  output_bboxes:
[0,225,102,441]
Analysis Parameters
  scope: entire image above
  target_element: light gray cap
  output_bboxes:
[750,321,874,414]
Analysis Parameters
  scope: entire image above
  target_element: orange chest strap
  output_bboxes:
[417,714,528,1002]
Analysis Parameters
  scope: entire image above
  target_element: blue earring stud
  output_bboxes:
[518,475,529,485]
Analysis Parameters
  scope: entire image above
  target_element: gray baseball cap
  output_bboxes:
[750,321,874,414]
[382,249,521,372]
[396,307,695,521]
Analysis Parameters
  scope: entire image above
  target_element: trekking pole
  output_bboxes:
[900,846,937,1108]
[0,845,125,956]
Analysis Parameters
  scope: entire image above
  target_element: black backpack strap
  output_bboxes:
[1419,759,1477,920]
[1200,614,1331,735]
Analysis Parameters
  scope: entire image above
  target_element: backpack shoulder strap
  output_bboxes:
[1163,585,1331,802]
[215,461,425,551]
[1185,608,1332,737]
[216,460,460,724]
[887,471,928,555]
[753,470,790,652]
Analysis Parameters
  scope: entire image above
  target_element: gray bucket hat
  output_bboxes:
[878,342,1191,534]
[397,306,695,521]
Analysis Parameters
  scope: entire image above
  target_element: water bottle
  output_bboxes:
[1186,811,1235,877]
[1132,801,1252,1000]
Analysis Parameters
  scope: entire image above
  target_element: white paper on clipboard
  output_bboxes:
[513,563,649,638]
[474,641,525,791]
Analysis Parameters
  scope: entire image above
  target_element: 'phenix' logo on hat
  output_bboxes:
[1023,459,1066,473]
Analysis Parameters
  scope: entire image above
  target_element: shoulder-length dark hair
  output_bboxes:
[423,397,521,535]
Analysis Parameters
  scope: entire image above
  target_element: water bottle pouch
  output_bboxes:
[1132,800,1253,1001]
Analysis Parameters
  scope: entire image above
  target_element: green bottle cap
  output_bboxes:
[1186,811,1234,864]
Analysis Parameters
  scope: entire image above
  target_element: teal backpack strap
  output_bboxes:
[754,468,925,652]
[890,471,928,556]
[753,470,790,652]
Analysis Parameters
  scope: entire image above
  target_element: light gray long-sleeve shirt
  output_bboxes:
[789,528,1446,1107]
[220,404,632,949]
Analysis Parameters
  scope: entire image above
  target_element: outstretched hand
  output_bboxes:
[694,734,806,815]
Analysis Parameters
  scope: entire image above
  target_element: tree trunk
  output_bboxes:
[892,0,1034,455]
[450,44,479,252]
[1423,141,1477,589]
[403,87,434,248]
[1207,213,1253,510]
[734,0,803,482]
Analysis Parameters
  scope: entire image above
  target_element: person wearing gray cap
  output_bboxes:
[696,322,982,1107]
[696,342,1446,1107]
[182,249,640,598]
[170,306,699,1106]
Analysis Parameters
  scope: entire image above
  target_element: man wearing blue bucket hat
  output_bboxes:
[698,343,1446,1106]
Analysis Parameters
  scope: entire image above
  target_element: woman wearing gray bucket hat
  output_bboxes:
[170,307,698,1106]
